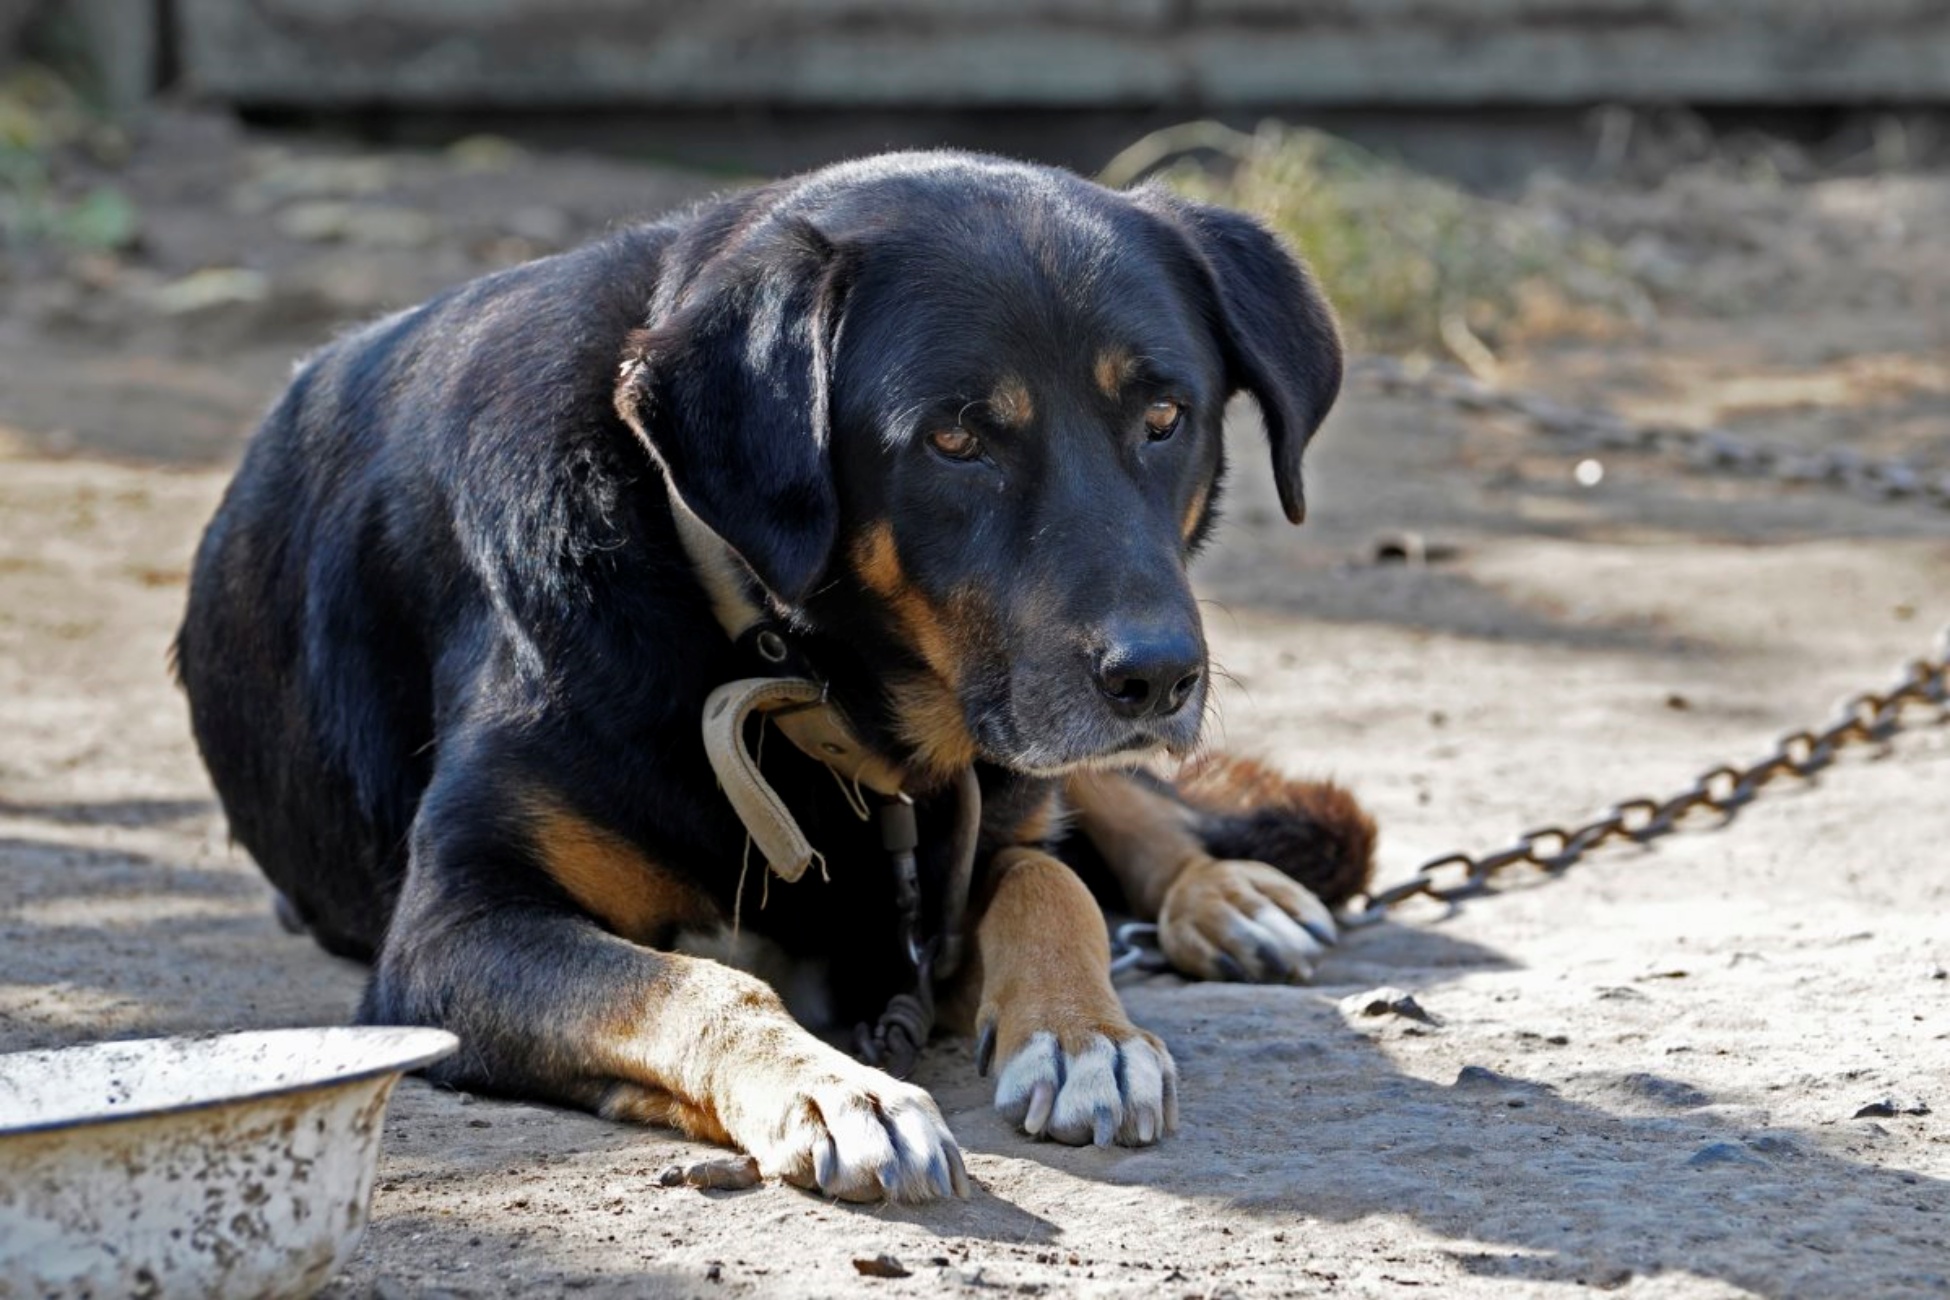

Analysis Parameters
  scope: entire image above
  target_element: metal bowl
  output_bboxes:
[0,1026,458,1300]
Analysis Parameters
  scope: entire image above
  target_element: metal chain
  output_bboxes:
[1348,356,1950,510]
[1339,622,1950,927]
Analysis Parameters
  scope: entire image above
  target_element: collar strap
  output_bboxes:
[670,487,909,860]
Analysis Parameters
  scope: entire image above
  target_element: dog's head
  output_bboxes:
[618,153,1340,782]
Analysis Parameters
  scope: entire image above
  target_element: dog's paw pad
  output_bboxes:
[992,1029,1177,1148]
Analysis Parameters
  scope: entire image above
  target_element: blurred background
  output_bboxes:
[3,1,1948,466]
[4,1,1948,460]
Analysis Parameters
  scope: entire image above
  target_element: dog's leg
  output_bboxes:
[1065,756,1376,984]
[972,846,1177,1147]
[362,798,967,1204]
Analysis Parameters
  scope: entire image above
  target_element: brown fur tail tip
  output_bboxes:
[1174,753,1377,906]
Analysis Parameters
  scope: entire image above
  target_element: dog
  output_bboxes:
[176,151,1376,1204]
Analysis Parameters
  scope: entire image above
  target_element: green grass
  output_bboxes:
[0,64,138,254]
[1102,121,1644,368]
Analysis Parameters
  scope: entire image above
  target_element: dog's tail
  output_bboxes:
[1168,753,1376,907]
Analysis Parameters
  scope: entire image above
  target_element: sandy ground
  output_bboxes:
[1,119,1947,1298]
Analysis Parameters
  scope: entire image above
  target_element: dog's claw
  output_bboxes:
[1160,859,1340,985]
[758,1061,965,1203]
[1024,1079,1056,1135]
[992,1029,1176,1148]
[975,1021,997,1077]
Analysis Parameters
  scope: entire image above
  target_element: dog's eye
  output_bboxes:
[1144,399,1184,441]
[928,427,983,462]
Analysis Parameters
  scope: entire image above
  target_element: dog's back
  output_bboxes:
[176,225,677,958]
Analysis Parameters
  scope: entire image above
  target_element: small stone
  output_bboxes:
[1618,1072,1711,1109]
[1453,1065,1553,1097]
[1687,1141,1768,1169]
[854,1254,912,1279]
[1744,1135,1801,1159]
[1341,986,1439,1026]
[658,1155,761,1190]
[1854,1098,1930,1119]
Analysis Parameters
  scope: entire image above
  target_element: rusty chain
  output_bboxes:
[1348,355,1950,510]
[1339,621,1950,926]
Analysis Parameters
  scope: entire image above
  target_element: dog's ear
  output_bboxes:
[1139,190,1343,525]
[616,219,848,605]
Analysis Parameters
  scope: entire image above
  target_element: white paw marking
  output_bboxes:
[993,1030,1178,1147]
[770,1071,968,1203]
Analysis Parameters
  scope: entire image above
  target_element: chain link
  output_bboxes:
[1349,356,1950,510]
[1339,622,1950,926]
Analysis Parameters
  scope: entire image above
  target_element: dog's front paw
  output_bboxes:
[976,1017,1178,1148]
[1159,858,1338,983]
[740,1056,968,1203]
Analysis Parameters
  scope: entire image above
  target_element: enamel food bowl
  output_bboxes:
[0,1026,457,1299]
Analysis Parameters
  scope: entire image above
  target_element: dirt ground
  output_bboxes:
[2,113,1947,1299]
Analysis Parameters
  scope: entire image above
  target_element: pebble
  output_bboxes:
[1340,986,1440,1025]
[1853,1098,1931,1120]
[1687,1141,1769,1169]
[1744,1134,1802,1159]
[853,1254,912,1279]
[657,1154,762,1190]
[1618,1072,1712,1109]
[1453,1065,1555,1098]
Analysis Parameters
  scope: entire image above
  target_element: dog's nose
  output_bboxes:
[1093,626,1203,719]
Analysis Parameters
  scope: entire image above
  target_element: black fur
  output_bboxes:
[176,151,1342,1108]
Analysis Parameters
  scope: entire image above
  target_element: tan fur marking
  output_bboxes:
[528,801,718,943]
[852,522,961,687]
[851,520,903,596]
[1093,347,1136,399]
[1064,769,1210,918]
[598,1081,733,1145]
[888,674,980,786]
[854,522,980,783]
[1181,480,1211,541]
[1007,788,1065,847]
[989,375,1034,429]
[580,951,959,1198]
[975,848,1135,1056]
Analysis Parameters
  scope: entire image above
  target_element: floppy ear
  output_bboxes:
[1140,191,1343,525]
[615,220,848,605]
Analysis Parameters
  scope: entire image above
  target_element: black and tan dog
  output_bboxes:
[176,151,1375,1203]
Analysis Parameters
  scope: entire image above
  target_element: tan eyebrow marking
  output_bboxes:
[1093,347,1137,399]
[988,376,1034,429]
